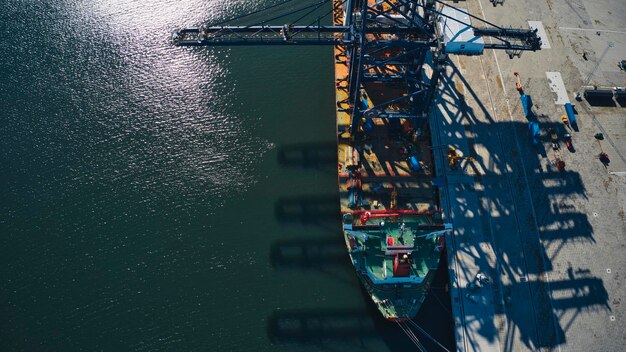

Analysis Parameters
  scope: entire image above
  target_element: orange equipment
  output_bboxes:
[514,72,523,92]
[561,114,570,129]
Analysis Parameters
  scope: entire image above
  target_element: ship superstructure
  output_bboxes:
[174,0,541,321]
[342,210,452,319]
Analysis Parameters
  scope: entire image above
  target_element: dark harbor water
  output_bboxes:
[0,0,453,350]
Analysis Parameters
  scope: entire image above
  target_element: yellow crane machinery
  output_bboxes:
[447,146,474,169]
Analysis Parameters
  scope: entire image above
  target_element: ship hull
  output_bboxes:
[333,0,445,321]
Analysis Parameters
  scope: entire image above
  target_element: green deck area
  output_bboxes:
[343,213,446,320]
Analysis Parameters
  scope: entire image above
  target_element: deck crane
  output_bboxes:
[174,0,541,137]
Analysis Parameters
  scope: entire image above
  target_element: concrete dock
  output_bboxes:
[434,0,626,350]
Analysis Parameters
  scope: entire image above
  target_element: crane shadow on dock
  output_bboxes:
[433,59,610,351]
[266,257,455,351]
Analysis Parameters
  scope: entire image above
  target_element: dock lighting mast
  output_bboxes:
[174,0,541,134]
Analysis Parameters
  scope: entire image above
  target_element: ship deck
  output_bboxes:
[332,0,443,321]
[333,0,439,215]
[336,128,438,212]
[436,0,626,351]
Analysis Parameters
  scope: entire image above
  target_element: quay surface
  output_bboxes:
[437,0,626,351]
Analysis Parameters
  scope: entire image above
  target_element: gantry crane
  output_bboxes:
[173,1,543,327]
[173,0,541,138]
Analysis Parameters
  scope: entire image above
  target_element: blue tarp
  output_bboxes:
[409,156,421,172]
[565,103,578,131]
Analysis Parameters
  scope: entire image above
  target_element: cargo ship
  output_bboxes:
[173,0,540,323]
[332,1,450,321]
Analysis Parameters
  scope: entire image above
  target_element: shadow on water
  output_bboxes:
[269,235,358,287]
[270,235,346,268]
[271,145,455,351]
[274,195,341,228]
[435,60,610,351]
[266,251,455,352]
[277,142,338,174]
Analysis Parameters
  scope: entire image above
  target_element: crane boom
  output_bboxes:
[173,0,541,133]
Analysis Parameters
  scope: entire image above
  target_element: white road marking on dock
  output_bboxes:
[559,27,626,35]
[528,21,551,49]
[546,72,570,105]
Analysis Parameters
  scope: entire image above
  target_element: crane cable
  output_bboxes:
[246,0,331,28]
[206,0,335,38]
[379,299,426,351]
[432,0,504,30]
[412,1,512,46]
[405,321,428,352]
[291,0,349,37]
[209,0,301,26]
[408,319,451,352]
[395,320,426,352]
[290,0,332,25]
